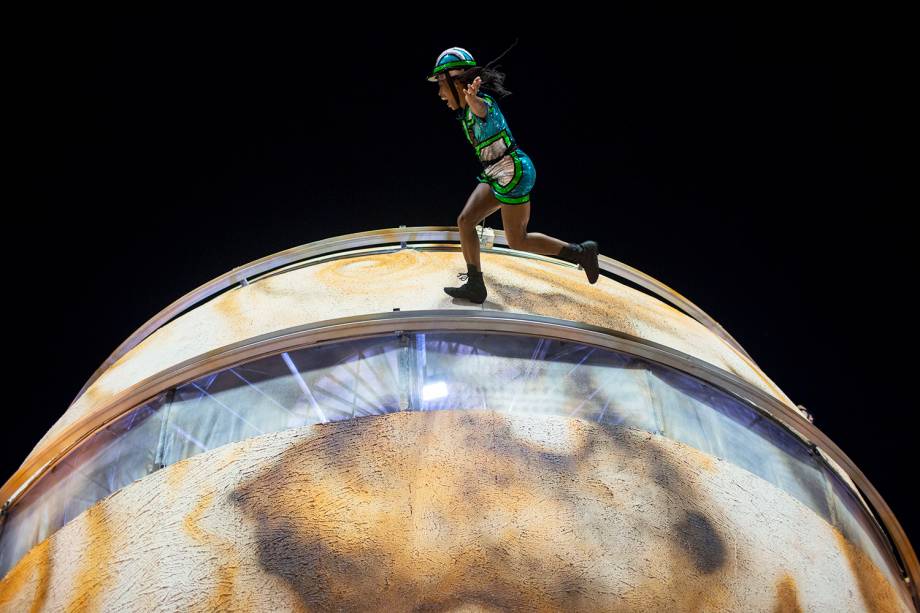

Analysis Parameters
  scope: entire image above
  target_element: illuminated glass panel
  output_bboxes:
[0,331,900,587]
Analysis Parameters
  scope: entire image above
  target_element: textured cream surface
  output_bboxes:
[16,248,794,476]
[1,412,911,612]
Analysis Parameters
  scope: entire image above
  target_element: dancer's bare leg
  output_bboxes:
[458,183,502,269]
[499,199,568,255]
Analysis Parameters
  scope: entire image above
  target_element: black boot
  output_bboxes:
[444,264,488,304]
[556,241,600,284]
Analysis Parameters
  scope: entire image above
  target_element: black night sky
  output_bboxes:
[14,10,914,553]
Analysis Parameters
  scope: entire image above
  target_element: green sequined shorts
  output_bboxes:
[475,149,536,205]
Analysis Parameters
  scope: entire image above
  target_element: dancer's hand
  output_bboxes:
[464,76,487,119]
[463,76,482,103]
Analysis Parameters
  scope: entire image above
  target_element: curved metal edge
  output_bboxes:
[67,226,774,409]
[5,310,916,604]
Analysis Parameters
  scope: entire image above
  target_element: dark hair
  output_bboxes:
[455,38,519,99]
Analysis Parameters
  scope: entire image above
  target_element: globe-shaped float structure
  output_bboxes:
[0,226,916,611]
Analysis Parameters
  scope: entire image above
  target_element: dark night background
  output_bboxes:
[13,9,914,554]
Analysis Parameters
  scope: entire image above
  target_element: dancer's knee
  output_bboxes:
[458,210,484,229]
[506,232,526,250]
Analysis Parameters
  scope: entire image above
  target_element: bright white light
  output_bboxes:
[422,381,448,401]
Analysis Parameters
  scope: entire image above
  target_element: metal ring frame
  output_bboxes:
[66,226,762,408]
[1,309,916,605]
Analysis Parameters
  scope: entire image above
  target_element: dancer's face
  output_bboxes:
[436,70,467,111]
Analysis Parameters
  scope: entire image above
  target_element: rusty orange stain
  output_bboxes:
[183,489,215,545]
[211,289,249,337]
[65,503,112,612]
[166,456,193,490]
[773,572,803,613]
[184,488,253,611]
[834,529,904,613]
[0,537,52,612]
[314,249,432,288]
[681,445,718,474]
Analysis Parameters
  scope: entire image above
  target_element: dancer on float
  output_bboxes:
[429,40,600,304]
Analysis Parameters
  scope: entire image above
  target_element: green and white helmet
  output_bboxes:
[426,47,477,82]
